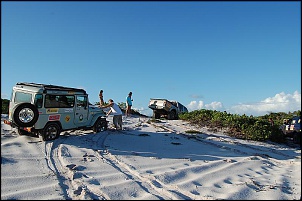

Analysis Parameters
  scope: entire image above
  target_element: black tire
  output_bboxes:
[13,103,39,127]
[17,128,29,136]
[101,119,108,131]
[93,118,107,133]
[168,110,177,120]
[293,132,300,144]
[42,123,60,141]
[153,112,160,119]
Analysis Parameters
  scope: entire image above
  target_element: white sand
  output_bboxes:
[1,114,301,200]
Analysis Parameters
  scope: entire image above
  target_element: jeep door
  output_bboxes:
[74,95,89,126]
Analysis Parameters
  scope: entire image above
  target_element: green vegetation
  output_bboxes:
[1,99,9,114]
[179,109,301,143]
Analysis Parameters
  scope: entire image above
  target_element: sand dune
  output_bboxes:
[1,114,301,200]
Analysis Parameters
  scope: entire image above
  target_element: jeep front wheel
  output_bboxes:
[93,118,107,133]
[13,103,39,127]
[42,123,61,141]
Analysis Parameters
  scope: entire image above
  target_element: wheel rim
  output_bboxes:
[18,108,34,123]
[45,126,58,140]
[95,119,107,133]
[97,123,105,132]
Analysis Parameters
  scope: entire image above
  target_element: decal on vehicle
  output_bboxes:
[46,108,59,114]
[65,115,71,122]
[48,114,61,121]
[64,108,73,113]
[79,114,83,121]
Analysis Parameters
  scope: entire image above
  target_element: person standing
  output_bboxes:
[102,99,123,130]
[126,92,133,117]
[99,90,104,106]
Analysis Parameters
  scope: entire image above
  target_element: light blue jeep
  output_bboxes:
[5,82,107,141]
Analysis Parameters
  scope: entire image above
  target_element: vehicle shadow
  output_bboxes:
[53,127,301,162]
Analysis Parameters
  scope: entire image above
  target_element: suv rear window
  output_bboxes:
[14,92,32,103]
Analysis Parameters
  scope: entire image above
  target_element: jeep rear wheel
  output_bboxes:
[93,118,107,133]
[13,103,39,127]
[42,123,60,141]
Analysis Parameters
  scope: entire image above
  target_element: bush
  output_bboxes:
[1,99,9,114]
[178,109,295,143]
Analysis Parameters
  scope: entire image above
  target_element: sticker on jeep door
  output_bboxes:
[46,108,59,114]
[64,108,73,113]
[48,114,61,121]
[65,115,71,122]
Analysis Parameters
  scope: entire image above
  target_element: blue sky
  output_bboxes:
[1,1,301,116]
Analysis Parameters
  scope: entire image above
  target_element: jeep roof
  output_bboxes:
[15,82,87,95]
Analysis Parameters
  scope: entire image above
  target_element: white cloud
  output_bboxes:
[205,101,224,110]
[187,100,204,111]
[187,91,301,116]
[187,101,224,112]
[229,91,301,116]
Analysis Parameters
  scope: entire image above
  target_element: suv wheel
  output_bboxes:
[13,103,39,127]
[42,123,60,141]
[153,112,160,119]
[293,132,300,144]
[93,118,107,133]
[168,110,176,120]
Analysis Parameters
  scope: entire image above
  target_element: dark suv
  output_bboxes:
[280,116,301,144]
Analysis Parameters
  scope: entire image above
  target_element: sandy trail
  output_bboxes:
[1,115,301,200]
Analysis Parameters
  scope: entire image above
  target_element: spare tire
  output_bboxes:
[13,103,39,127]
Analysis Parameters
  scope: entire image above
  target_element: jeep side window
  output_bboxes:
[45,95,59,108]
[45,95,75,108]
[58,95,74,108]
[34,94,43,108]
[14,92,32,104]
[76,95,87,108]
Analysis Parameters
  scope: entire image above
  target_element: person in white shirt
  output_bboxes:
[101,99,122,130]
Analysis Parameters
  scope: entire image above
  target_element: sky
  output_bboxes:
[1,1,301,117]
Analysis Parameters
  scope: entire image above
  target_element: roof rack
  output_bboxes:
[16,82,87,94]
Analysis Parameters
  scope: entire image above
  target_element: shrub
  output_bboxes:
[179,109,295,143]
[1,99,9,114]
